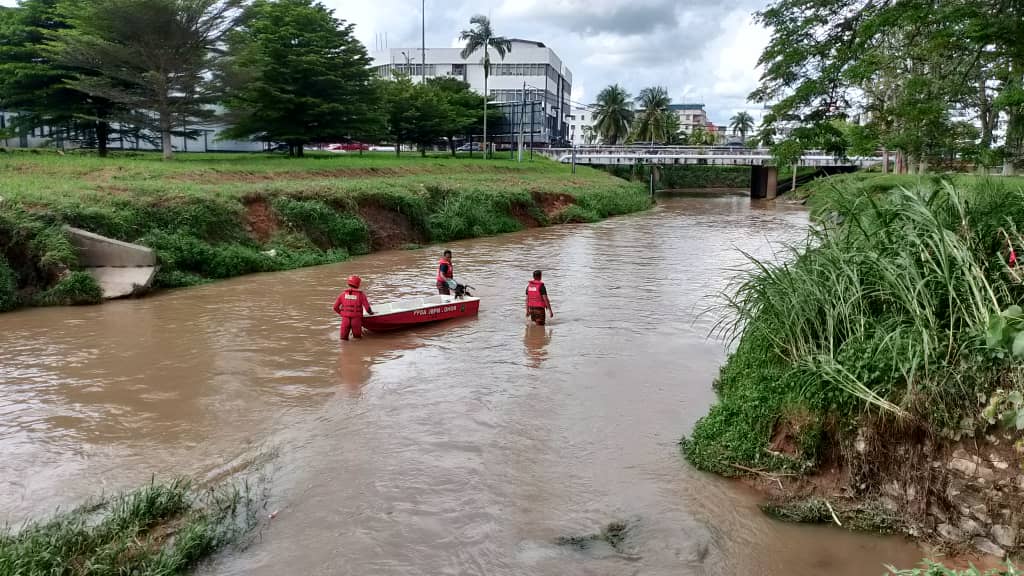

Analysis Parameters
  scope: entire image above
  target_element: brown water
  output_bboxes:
[0,195,923,575]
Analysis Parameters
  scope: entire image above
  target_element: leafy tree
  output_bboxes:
[220,0,377,157]
[426,76,487,156]
[0,0,118,155]
[632,86,671,144]
[729,111,755,141]
[380,75,417,156]
[459,15,510,157]
[593,84,633,145]
[51,0,241,160]
[581,124,597,145]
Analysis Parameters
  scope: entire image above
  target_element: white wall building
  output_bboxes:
[0,110,264,153]
[669,104,708,134]
[371,39,573,146]
[568,107,596,146]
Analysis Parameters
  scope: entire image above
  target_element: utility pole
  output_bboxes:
[518,81,526,162]
[421,0,426,83]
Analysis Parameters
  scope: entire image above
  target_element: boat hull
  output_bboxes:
[363,298,480,332]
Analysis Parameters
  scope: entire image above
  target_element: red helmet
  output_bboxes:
[347,275,361,288]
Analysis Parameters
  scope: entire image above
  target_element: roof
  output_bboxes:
[507,39,546,48]
[668,104,705,111]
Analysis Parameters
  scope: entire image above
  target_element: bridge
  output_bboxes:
[539,146,885,198]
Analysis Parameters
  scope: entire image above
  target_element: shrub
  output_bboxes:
[34,271,103,306]
[0,257,18,312]
[271,197,370,253]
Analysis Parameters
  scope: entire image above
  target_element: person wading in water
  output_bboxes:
[333,275,374,341]
[525,270,554,325]
[437,250,455,295]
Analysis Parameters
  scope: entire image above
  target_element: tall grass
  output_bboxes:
[685,177,1024,474]
[0,477,261,576]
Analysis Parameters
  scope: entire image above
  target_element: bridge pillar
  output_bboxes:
[750,166,778,199]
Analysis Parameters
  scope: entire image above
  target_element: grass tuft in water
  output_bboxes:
[0,477,263,576]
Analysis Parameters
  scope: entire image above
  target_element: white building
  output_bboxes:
[669,103,708,134]
[568,107,597,146]
[371,39,573,146]
[0,110,264,153]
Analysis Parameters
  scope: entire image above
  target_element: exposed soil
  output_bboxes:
[243,197,279,242]
[532,192,576,219]
[356,201,425,251]
[510,203,540,228]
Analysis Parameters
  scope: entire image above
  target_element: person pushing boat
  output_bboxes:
[333,275,374,341]
[526,270,553,325]
[436,250,455,295]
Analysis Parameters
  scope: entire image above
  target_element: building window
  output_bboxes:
[452,64,465,76]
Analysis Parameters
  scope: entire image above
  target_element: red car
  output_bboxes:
[339,142,369,151]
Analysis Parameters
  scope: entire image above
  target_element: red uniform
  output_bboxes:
[526,279,547,325]
[437,258,454,295]
[333,288,372,340]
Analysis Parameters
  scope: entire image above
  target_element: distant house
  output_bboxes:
[668,103,708,134]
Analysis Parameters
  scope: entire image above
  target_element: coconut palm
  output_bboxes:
[632,86,672,143]
[459,15,511,157]
[729,111,756,141]
[593,84,634,145]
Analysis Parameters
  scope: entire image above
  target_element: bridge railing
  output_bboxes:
[541,146,866,158]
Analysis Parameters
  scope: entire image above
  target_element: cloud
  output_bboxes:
[0,0,774,126]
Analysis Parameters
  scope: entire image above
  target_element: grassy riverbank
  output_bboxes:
[0,478,260,575]
[0,152,650,311]
[683,173,1024,552]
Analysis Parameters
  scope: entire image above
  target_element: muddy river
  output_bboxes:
[0,195,924,574]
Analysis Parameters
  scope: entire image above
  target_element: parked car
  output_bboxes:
[369,145,396,152]
[339,141,369,151]
[324,143,348,153]
[456,142,482,152]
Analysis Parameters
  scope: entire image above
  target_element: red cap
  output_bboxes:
[347,275,361,288]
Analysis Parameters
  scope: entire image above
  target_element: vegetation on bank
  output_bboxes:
[0,152,650,311]
[683,175,1024,478]
[0,478,261,576]
[889,562,1020,576]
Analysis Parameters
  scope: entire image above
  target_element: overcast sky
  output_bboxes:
[0,0,772,124]
[333,0,772,124]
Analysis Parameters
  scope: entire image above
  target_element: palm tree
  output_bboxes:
[593,84,634,145]
[729,111,756,141]
[632,86,672,143]
[663,112,684,145]
[459,15,511,157]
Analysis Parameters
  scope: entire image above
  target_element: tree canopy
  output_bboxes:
[220,0,377,156]
[593,84,633,145]
[753,0,1024,173]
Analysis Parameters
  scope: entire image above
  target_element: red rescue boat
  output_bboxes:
[362,295,481,332]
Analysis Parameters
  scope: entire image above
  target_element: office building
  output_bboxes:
[371,39,573,146]
[568,107,597,146]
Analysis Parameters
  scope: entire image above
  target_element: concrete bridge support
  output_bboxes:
[750,166,778,199]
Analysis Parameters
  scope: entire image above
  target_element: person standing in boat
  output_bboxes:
[333,275,374,341]
[437,250,455,295]
[526,270,553,325]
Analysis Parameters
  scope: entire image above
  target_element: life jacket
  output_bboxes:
[437,258,453,283]
[526,280,546,307]
[339,288,364,318]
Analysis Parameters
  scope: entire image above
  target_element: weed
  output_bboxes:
[886,560,1020,575]
[0,257,17,311]
[686,177,1024,476]
[33,271,103,306]
[0,477,262,576]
